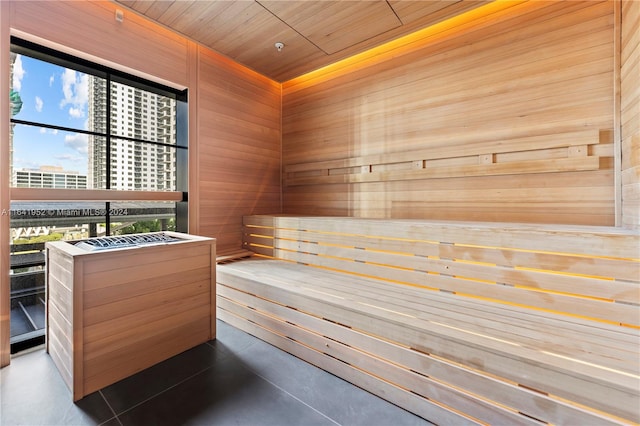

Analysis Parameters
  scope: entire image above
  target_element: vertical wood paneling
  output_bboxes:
[282,1,616,225]
[621,0,640,229]
[196,46,281,252]
[0,0,11,367]
[9,1,190,88]
[188,40,200,234]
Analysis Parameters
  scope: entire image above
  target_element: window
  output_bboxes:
[8,37,188,352]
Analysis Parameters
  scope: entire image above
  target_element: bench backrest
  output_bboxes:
[243,215,640,328]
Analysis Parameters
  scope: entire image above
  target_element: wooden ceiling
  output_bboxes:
[114,0,490,82]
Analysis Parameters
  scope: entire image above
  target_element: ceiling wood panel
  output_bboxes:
[390,0,462,23]
[161,2,230,36]
[127,0,173,20]
[258,1,402,54]
[114,0,490,82]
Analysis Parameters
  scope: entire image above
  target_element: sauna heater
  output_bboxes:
[46,231,216,401]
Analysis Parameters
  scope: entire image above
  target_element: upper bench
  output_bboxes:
[235,215,639,423]
[244,215,639,327]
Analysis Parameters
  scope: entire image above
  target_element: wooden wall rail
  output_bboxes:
[285,129,609,186]
[216,215,640,424]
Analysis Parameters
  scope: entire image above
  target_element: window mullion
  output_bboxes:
[106,75,112,234]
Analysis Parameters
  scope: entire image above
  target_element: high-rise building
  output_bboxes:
[9,52,19,181]
[87,77,176,191]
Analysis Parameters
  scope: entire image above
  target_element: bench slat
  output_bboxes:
[244,215,640,259]
[271,247,639,326]
[218,282,629,426]
[250,261,640,369]
[219,263,640,392]
[244,226,640,283]
[265,234,640,302]
[221,260,640,372]
[219,264,639,423]
[232,215,640,424]
[218,304,482,426]
[219,294,544,426]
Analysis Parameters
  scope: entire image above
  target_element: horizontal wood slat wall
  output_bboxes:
[0,1,10,367]
[196,46,281,252]
[9,1,190,88]
[282,1,616,226]
[621,0,640,229]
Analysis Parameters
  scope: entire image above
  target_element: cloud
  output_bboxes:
[12,55,25,91]
[12,159,40,171]
[54,153,84,163]
[68,107,83,118]
[49,74,55,87]
[59,69,88,119]
[35,96,43,112]
[40,128,58,135]
[64,133,88,154]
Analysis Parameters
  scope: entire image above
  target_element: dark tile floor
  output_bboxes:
[1,320,433,426]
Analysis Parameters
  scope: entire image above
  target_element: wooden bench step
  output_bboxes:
[216,249,254,264]
[216,215,640,424]
[218,276,634,425]
[221,259,639,372]
[218,260,640,423]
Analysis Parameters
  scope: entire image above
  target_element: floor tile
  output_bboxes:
[2,321,434,426]
[213,317,263,355]
[100,342,224,415]
[217,322,431,426]
[0,348,113,426]
[97,416,123,426]
[117,351,336,426]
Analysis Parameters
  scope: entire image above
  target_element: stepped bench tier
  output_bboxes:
[217,215,640,425]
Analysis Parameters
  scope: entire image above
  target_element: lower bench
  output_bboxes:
[217,215,640,425]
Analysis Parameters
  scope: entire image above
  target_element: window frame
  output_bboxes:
[9,37,188,233]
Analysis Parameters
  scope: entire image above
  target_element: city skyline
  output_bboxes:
[11,52,177,191]
[87,76,177,191]
[11,53,90,175]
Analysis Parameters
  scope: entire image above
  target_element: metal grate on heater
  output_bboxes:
[74,232,182,252]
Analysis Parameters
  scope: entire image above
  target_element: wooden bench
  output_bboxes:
[217,215,640,425]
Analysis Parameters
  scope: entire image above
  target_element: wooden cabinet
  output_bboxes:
[45,232,216,401]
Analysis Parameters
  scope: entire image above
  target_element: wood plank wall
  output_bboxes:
[0,0,281,364]
[8,1,191,88]
[1,1,11,367]
[282,1,616,226]
[622,0,640,229]
[196,48,281,249]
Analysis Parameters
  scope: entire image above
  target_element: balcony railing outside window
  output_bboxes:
[9,202,176,353]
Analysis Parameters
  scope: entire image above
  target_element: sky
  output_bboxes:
[12,53,90,175]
